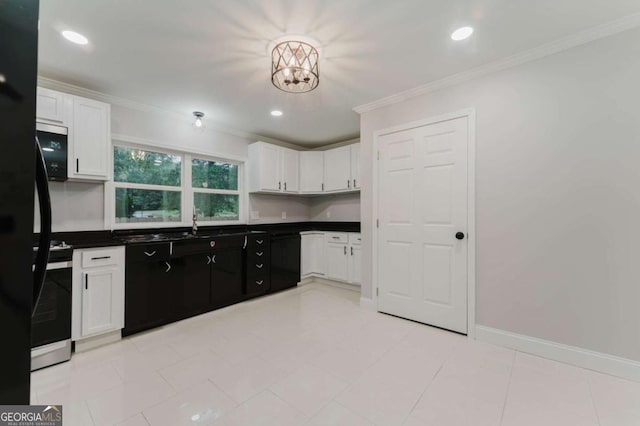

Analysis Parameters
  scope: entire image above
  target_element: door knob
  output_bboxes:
[455,232,465,240]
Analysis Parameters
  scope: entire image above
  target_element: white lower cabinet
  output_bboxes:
[301,232,360,286]
[72,246,125,341]
[301,232,325,277]
[325,233,349,282]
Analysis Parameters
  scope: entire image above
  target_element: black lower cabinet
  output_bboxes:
[173,253,211,321]
[124,233,270,336]
[124,244,174,336]
[211,248,243,309]
[270,233,301,293]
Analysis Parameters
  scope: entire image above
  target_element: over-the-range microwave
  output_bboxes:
[36,122,68,181]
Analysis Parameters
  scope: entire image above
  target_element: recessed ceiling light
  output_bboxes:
[271,110,283,117]
[451,26,474,41]
[61,30,89,45]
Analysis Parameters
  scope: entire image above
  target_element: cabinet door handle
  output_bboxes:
[256,264,263,269]
[256,240,263,245]
[91,256,111,260]
[85,273,88,290]
[351,247,353,256]
[347,180,350,189]
[343,246,346,255]
[284,182,287,191]
[165,262,171,273]
[212,255,216,264]
[354,179,356,188]
[256,251,263,256]
[243,236,247,249]
[332,236,340,240]
[279,181,281,190]
[76,158,79,173]
[207,255,212,265]
[256,280,263,285]
[322,183,324,191]
[144,251,156,257]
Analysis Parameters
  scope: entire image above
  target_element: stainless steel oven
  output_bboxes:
[35,122,68,181]
[31,245,72,371]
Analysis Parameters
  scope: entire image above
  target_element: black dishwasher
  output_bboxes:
[270,232,301,293]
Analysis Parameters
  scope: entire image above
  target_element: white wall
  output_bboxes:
[35,181,105,232]
[359,27,640,362]
[309,193,361,222]
[37,94,360,230]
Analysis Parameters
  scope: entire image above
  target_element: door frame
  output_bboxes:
[372,108,476,338]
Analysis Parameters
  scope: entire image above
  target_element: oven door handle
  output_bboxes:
[33,137,52,316]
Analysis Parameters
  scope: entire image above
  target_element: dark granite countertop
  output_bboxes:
[35,222,360,249]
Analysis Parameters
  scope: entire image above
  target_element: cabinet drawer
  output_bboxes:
[246,276,270,294]
[349,233,362,245]
[81,247,122,268]
[247,234,269,251]
[326,232,348,244]
[126,243,171,262]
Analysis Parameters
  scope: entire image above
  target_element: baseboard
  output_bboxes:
[74,330,122,353]
[359,297,376,311]
[476,325,640,382]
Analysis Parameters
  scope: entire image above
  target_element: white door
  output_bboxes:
[350,144,361,189]
[377,116,469,333]
[281,148,300,193]
[72,98,110,179]
[81,269,119,336]
[323,146,351,192]
[325,243,348,281]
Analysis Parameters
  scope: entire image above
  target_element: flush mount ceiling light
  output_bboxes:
[270,110,283,117]
[451,26,474,41]
[193,111,204,127]
[61,30,89,45]
[271,40,319,93]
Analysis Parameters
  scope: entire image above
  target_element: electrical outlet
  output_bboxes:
[281,211,287,219]
[251,211,259,220]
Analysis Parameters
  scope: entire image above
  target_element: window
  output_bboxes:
[113,146,182,224]
[192,158,240,222]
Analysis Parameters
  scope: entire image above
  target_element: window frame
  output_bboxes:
[187,153,244,225]
[108,141,246,230]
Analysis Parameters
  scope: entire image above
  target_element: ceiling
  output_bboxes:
[38,0,640,146]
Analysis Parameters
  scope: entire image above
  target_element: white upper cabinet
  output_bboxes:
[323,145,351,192]
[36,87,71,125]
[350,143,360,189]
[70,97,110,180]
[249,142,281,192]
[249,142,299,193]
[299,151,324,193]
[36,87,111,181]
[249,141,360,195]
[281,147,299,193]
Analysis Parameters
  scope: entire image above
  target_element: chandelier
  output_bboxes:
[271,40,319,93]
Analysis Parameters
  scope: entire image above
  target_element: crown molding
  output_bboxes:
[36,76,297,148]
[354,13,640,114]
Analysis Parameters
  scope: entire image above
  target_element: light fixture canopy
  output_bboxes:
[451,26,474,41]
[271,40,319,93]
[61,30,89,45]
[193,111,204,128]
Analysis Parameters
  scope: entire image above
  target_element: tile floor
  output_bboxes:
[31,283,640,426]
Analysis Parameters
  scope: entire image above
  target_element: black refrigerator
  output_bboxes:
[0,0,49,404]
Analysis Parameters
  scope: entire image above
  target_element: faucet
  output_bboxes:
[192,207,198,236]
